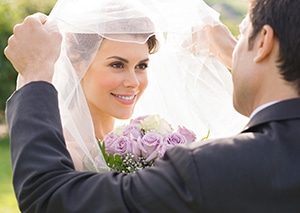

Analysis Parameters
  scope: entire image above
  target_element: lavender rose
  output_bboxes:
[103,132,118,154]
[106,136,132,156]
[177,126,197,143]
[138,132,164,161]
[130,115,148,125]
[122,124,143,139]
[164,132,188,148]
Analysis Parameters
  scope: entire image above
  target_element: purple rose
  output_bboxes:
[104,135,132,156]
[122,124,143,139]
[113,136,133,156]
[164,133,188,148]
[103,132,118,154]
[176,126,197,143]
[138,132,163,161]
[130,115,148,125]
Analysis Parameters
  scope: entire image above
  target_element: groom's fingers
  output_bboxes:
[32,12,48,25]
[4,12,62,86]
[4,35,17,68]
[12,13,47,36]
[21,12,48,28]
[5,13,47,63]
[206,24,237,69]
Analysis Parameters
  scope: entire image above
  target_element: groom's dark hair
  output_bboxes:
[248,0,300,94]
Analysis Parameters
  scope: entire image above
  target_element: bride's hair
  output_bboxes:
[146,35,159,54]
[66,33,158,64]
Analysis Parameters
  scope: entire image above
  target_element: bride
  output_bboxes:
[38,0,247,171]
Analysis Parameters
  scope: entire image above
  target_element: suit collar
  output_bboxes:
[243,98,300,132]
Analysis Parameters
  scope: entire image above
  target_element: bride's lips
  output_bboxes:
[111,93,137,105]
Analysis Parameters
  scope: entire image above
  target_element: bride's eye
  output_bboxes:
[110,62,124,69]
[136,63,148,70]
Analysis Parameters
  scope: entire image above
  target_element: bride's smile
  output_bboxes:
[111,93,137,104]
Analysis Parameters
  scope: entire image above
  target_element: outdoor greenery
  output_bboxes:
[0,0,247,212]
[0,135,18,213]
[206,0,247,35]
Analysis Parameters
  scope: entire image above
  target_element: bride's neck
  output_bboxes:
[92,116,115,141]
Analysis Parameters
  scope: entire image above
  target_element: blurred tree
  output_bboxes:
[205,0,247,36]
[0,0,56,122]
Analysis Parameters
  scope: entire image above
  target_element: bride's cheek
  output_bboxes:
[140,74,148,88]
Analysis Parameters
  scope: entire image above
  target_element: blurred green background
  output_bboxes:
[0,0,247,212]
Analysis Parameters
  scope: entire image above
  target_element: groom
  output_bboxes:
[5,0,300,212]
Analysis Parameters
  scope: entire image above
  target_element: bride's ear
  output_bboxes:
[254,25,275,63]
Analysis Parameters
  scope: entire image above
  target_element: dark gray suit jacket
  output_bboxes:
[6,82,300,213]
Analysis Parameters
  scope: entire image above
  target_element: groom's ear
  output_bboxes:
[254,25,275,63]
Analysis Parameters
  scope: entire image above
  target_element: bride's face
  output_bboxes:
[81,38,149,120]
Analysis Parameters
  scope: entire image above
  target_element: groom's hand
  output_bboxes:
[192,23,236,70]
[205,23,237,70]
[4,13,62,87]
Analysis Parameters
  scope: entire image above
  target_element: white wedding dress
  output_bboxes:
[43,0,247,172]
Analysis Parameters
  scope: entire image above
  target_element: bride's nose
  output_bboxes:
[123,69,140,88]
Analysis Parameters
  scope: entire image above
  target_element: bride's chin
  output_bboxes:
[114,112,133,120]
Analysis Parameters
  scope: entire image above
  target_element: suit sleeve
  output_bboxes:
[6,81,203,213]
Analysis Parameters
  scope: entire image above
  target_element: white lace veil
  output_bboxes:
[44,0,247,172]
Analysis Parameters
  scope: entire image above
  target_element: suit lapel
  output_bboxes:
[242,98,300,132]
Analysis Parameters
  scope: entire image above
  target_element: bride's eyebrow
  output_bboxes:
[139,58,149,63]
[106,56,129,63]
[106,56,149,64]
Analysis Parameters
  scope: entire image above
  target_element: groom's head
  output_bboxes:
[231,0,300,117]
[249,0,300,93]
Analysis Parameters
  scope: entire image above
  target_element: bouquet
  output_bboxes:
[99,114,200,173]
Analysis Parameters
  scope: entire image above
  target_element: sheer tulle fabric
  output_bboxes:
[41,0,247,171]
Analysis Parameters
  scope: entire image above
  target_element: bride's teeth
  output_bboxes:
[115,95,135,101]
